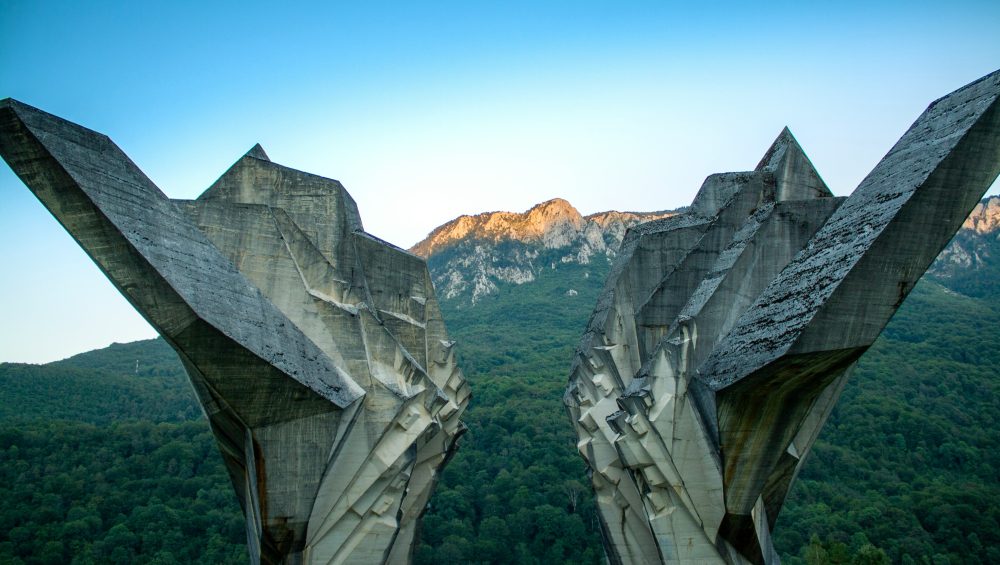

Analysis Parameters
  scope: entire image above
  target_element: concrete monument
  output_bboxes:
[566,70,1000,564]
[0,100,470,565]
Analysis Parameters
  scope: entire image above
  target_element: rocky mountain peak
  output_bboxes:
[410,199,673,304]
[524,198,585,231]
[411,198,590,258]
[410,199,675,259]
[962,195,1000,234]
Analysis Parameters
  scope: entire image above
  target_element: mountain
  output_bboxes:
[961,195,1000,234]
[410,198,673,304]
[1,196,998,564]
[928,195,1000,298]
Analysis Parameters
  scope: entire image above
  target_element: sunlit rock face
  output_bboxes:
[930,195,1000,283]
[410,199,673,304]
[566,70,1000,565]
[0,101,470,565]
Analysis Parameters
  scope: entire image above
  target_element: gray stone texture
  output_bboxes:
[566,69,1000,564]
[0,100,470,565]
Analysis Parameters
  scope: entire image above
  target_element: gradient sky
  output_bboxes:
[2,0,999,363]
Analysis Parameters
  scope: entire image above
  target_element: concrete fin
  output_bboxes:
[700,69,1000,391]
[636,171,776,359]
[662,197,844,373]
[0,99,363,409]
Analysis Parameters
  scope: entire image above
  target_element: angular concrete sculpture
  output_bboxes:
[0,100,470,565]
[566,70,1000,564]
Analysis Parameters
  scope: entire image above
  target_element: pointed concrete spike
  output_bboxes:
[245,142,270,161]
[754,127,795,171]
[755,127,832,200]
[194,145,365,247]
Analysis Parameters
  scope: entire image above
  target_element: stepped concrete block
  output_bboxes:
[567,69,1000,564]
[0,99,469,565]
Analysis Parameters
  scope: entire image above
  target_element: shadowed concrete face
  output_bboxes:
[566,69,1000,564]
[0,102,470,565]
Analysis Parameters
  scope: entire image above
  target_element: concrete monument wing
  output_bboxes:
[0,100,470,565]
[565,69,1000,564]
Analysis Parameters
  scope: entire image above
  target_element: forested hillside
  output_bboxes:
[0,198,997,564]
[774,280,1000,564]
[0,342,247,564]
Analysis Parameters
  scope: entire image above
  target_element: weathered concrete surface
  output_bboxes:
[0,100,470,565]
[566,69,1000,564]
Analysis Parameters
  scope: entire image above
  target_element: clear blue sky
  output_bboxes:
[2,0,999,362]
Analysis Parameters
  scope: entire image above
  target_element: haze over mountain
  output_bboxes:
[0,196,997,564]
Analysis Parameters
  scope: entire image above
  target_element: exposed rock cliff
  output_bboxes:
[961,195,1000,234]
[930,195,1000,297]
[410,199,673,304]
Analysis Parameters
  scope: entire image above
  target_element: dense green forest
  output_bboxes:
[0,231,997,564]
[774,280,1000,564]
[0,421,246,564]
[0,341,248,564]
